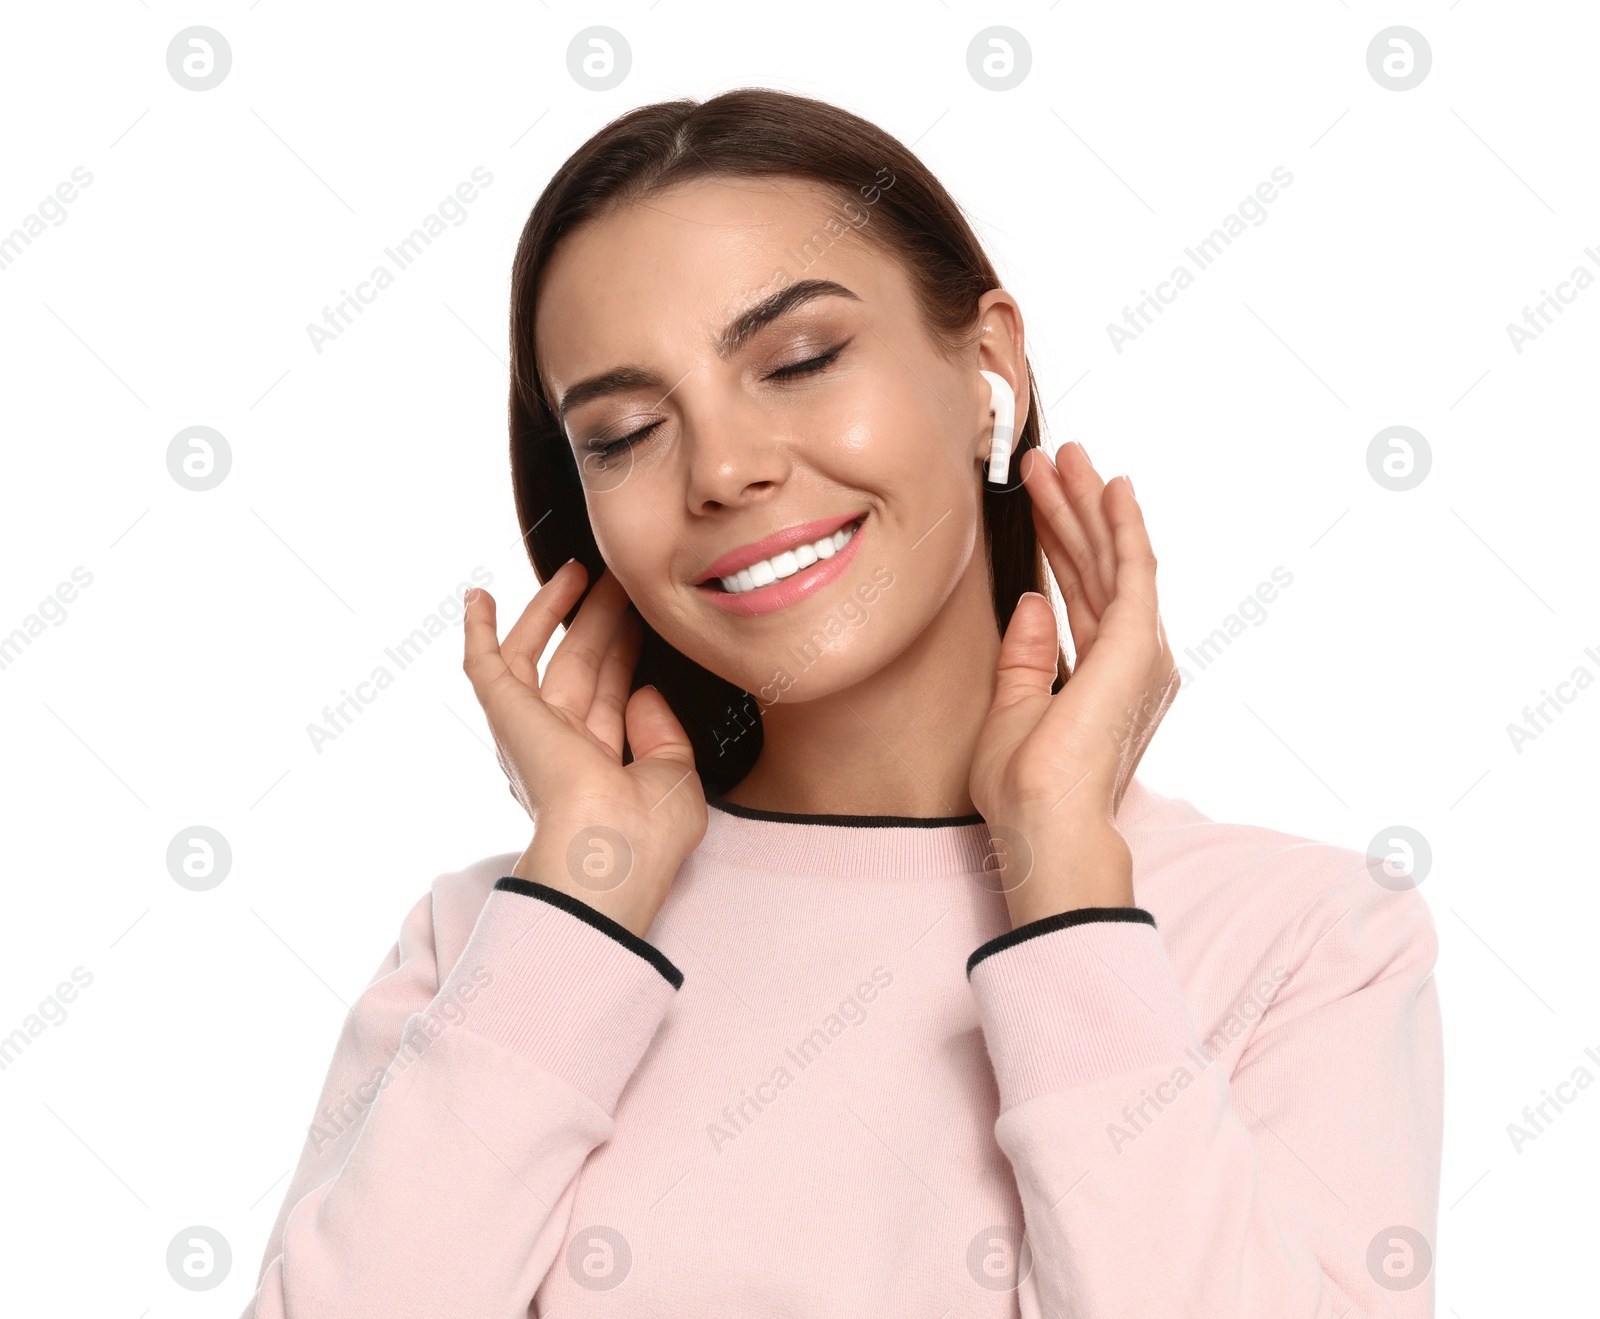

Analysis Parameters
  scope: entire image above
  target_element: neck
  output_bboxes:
[719,559,1002,818]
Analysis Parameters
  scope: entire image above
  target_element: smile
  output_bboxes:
[716,517,861,594]
[696,513,868,617]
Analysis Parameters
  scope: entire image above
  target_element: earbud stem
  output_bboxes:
[979,369,1016,486]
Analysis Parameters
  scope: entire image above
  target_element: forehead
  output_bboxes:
[534,175,904,385]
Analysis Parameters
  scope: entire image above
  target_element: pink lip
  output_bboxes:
[697,513,868,617]
[696,510,866,585]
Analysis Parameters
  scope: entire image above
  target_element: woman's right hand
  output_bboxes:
[462,560,707,938]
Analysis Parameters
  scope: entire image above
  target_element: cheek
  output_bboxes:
[822,366,969,485]
[585,493,665,598]
[837,418,872,462]
[823,375,922,461]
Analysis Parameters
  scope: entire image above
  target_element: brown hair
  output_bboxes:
[507,87,1067,796]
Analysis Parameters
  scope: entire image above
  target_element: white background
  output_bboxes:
[0,2,1594,1314]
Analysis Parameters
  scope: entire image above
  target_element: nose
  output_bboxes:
[681,383,792,515]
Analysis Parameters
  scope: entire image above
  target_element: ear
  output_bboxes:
[971,290,1029,465]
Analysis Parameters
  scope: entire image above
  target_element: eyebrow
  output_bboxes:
[556,278,862,424]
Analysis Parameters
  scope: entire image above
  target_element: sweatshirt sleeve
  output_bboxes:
[241,875,682,1319]
[965,874,1442,1319]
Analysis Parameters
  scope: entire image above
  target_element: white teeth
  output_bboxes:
[718,519,860,594]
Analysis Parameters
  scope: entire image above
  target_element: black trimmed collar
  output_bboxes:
[706,792,985,829]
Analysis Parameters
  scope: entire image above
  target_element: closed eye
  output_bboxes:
[764,340,850,380]
[583,339,852,460]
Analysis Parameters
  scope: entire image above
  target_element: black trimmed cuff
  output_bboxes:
[967,906,1156,980]
[494,876,683,989]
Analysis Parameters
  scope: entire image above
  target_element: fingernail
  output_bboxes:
[1076,440,1092,465]
[1123,474,1136,497]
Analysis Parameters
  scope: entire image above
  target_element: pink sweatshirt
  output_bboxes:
[243,776,1442,1318]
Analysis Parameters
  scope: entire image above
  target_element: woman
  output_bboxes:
[244,88,1442,1318]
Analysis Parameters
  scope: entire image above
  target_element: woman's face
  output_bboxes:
[533,175,1026,706]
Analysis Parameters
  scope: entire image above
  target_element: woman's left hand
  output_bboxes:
[968,442,1180,928]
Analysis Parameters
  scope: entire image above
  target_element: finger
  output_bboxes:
[1058,477,1168,746]
[496,560,590,688]
[1035,477,1164,722]
[1030,448,1107,624]
[989,590,1060,714]
[1092,481,1174,795]
[588,605,644,757]
[1058,441,1119,613]
[623,683,697,774]
[462,584,504,686]
[1101,475,1161,628]
[1023,453,1098,660]
[463,584,545,700]
[541,566,631,720]
[462,586,564,767]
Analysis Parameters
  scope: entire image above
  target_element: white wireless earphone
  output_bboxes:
[979,369,1015,486]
